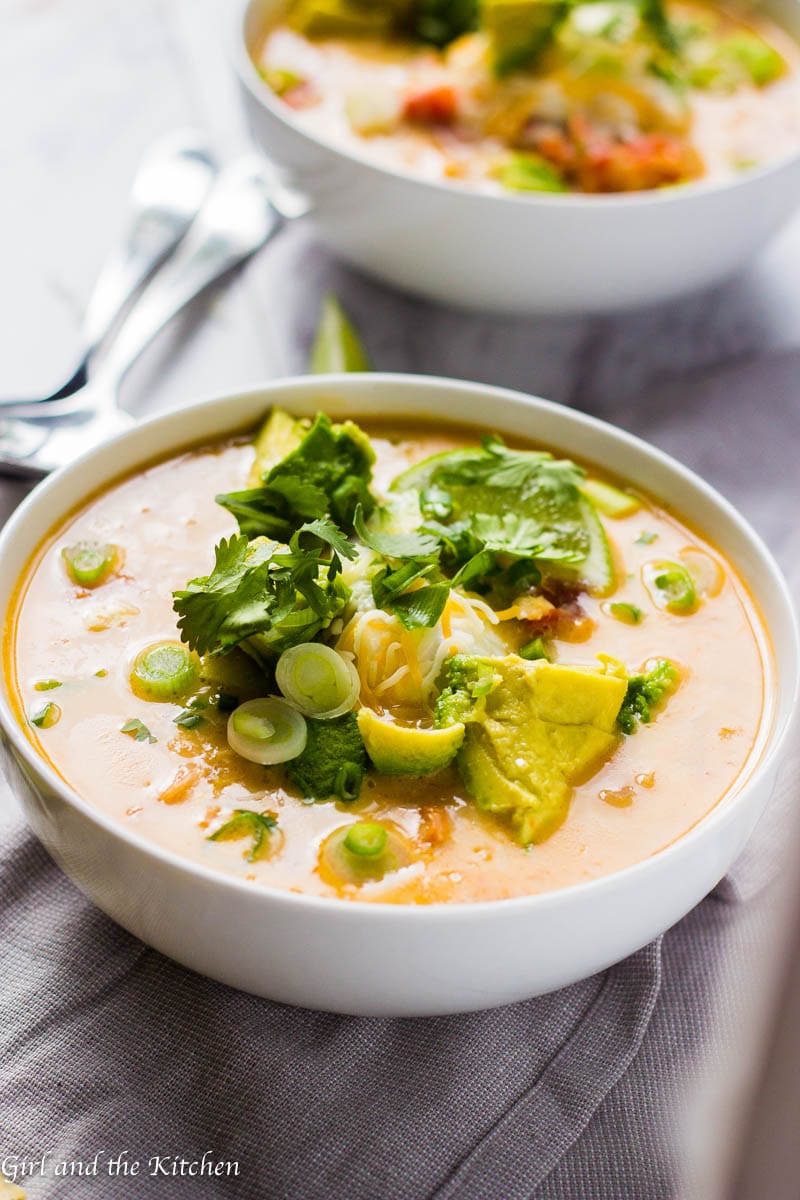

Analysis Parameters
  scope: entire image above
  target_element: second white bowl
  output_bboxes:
[234,0,800,315]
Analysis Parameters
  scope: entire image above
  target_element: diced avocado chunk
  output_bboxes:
[248,408,305,486]
[289,0,395,39]
[454,656,627,844]
[357,707,465,775]
[483,0,568,76]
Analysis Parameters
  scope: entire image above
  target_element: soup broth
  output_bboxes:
[7,418,771,904]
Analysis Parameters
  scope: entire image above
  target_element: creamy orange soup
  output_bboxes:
[255,0,800,193]
[7,418,771,904]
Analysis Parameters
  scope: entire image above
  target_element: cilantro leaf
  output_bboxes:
[173,536,276,657]
[392,437,603,593]
[617,659,679,734]
[217,413,376,540]
[388,583,450,630]
[298,516,358,562]
[208,809,278,862]
[121,718,157,744]
[371,559,438,607]
[354,505,440,559]
[173,524,352,661]
[213,478,329,541]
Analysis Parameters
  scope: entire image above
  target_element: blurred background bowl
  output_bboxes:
[234,0,800,315]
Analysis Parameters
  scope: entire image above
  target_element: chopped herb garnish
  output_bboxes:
[355,505,449,629]
[391,437,611,595]
[216,413,376,540]
[173,520,356,661]
[387,582,450,630]
[208,810,278,862]
[121,718,157,744]
[34,679,62,692]
[173,710,205,730]
[354,506,439,560]
[635,531,659,545]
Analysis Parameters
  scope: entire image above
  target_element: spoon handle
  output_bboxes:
[2,157,285,424]
[0,133,218,411]
[80,132,219,357]
[0,159,286,475]
[94,157,283,397]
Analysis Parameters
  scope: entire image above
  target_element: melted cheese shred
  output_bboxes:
[337,589,509,713]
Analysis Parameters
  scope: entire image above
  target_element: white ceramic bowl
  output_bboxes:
[0,375,796,1015]
[234,0,800,314]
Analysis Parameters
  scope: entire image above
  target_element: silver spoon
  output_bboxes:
[0,157,287,477]
[0,131,218,408]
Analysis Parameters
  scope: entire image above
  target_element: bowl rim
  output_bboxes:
[232,0,800,212]
[0,372,797,922]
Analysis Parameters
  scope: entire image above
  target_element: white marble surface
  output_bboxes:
[2,1,800,1186]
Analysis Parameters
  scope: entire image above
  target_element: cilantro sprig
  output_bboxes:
[216,413,376,540]
[173,519,356,661]
[208,810,278,862]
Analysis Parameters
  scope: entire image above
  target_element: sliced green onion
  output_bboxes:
[62,541,118,588]
[582,479,641,519]
[519,636,550,661]
[608,602,644,625]
[343,821,389,857]
[30,702,61,729]
[131,642,199,702]
[227,697,307,765]
[635,531,658,546]
[34,679,62,692]
[276,643,360,719]
[643,561,698,615]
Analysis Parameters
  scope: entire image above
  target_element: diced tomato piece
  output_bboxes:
[403,85,458,125]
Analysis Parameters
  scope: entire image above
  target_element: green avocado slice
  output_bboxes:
[456,656,627,844]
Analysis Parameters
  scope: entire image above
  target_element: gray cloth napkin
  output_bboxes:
[1,344,798,1200]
